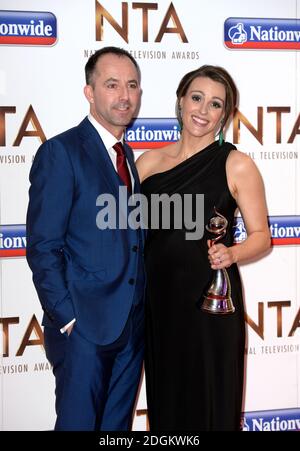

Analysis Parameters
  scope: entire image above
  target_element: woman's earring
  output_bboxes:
[178,105,183,131]
[218,121,224,146]
[218,128,224,146]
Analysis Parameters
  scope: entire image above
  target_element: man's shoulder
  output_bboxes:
[49,117,89,145]
[35,118,91,163]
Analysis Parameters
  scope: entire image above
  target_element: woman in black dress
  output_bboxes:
[136,65,270,431]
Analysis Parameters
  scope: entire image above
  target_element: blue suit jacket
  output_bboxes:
[26,117,145,345]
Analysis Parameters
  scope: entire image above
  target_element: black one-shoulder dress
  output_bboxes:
[141,141,245,431]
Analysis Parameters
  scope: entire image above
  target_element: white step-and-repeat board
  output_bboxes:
[0,0,299,431]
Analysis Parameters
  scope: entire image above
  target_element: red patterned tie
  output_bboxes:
[113,142,132,194]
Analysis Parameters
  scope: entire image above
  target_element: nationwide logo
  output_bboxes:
[0,10,57,45]
[224,18,300,50]
[1,216,299,258]
[0,224,26,257]
[234,215,300,245]
[242,408,300,431]
[126,118,180,149]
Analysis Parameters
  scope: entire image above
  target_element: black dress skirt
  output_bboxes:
[141,141,245,431]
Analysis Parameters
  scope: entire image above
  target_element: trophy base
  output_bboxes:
[201,294,235,315]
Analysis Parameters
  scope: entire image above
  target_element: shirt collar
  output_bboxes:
[88,114,124,150]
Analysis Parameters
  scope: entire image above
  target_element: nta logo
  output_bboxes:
[95,1,188,43]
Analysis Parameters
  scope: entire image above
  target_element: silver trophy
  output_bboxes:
[201,208,235,314]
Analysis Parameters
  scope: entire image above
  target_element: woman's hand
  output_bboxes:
[207,240,237,269]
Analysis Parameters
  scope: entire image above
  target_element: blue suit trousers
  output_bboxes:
[44,300,144,431]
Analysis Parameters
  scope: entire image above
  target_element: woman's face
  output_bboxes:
[180,76,226,140]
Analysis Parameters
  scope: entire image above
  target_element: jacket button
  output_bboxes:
[128,278,135,285]
[132,245,138,252]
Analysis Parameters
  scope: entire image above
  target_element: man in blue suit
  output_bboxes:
[26,47,145,431]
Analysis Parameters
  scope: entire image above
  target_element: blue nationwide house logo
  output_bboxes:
[126,118,180,149]
[224,18,300,50]
[0,10,57,45]
[1,215,300,259]
[242,408,300,431]
[234,215,300,245]
[0,224,26,257]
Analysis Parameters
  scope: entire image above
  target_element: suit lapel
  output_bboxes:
[77,118,146,242]
[78,117,120,198]
[123,143,141,194]
[124,143,147,243]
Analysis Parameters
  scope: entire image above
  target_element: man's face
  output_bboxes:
[84,53,141,138]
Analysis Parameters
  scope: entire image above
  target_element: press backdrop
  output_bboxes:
[0,0,299,431]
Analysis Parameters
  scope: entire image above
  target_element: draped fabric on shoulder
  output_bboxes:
[141,141,245,431]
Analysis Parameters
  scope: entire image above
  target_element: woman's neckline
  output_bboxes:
[141,140,220,185]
